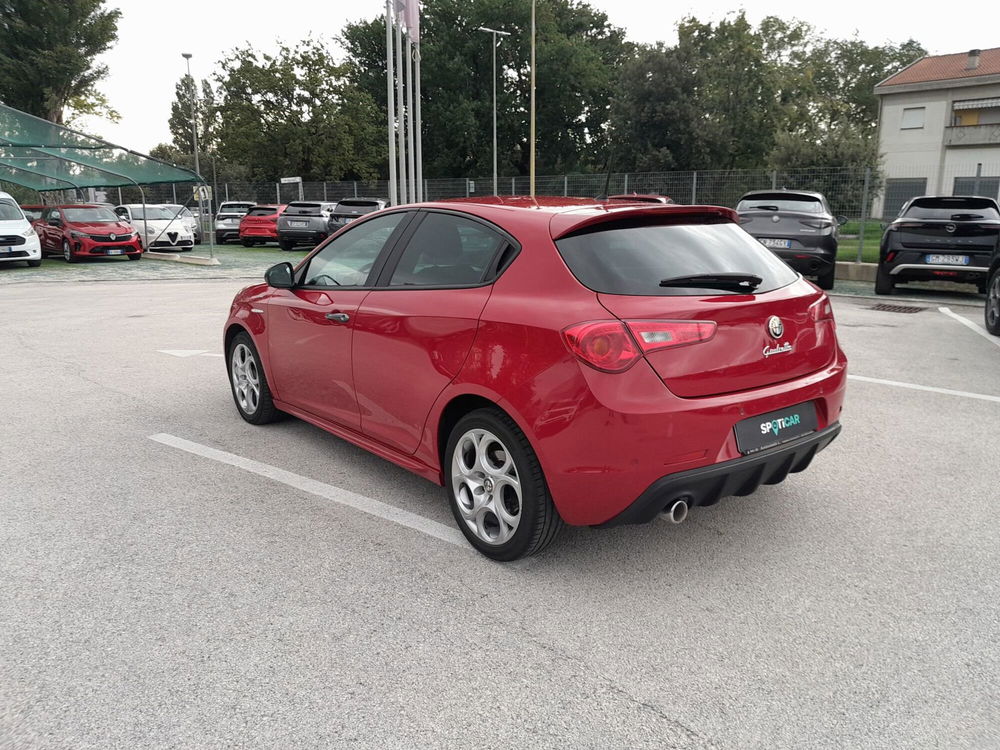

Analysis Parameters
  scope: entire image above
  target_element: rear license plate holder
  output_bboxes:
[734,401,818,455]
[289,220,308,228]
[760,238,792,249]
[925,254,969,265]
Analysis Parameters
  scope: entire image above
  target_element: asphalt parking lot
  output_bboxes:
[2,276,998,748]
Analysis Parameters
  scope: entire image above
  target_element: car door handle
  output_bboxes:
[325,312,350,323]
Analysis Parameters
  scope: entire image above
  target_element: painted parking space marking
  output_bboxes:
[148,433,468,549]
[938,307,1000,351]
[158,350,224,358]
[848,375,1000,404]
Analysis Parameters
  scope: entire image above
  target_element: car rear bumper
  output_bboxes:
[278,229,328,245]
[597,423,841,526]
[773,249,836,276]
[887,262,989,280]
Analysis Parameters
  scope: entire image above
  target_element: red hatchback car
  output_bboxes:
[239,204,286,247]
[37,204,143,262]
[224,198,847,560]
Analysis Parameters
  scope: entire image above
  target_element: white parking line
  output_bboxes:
[157,350,224,358]
[148,433,468,549]
[848,375,1000,404]
[938,307,1000,351]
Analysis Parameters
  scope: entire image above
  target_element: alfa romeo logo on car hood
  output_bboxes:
[767,315,784,339]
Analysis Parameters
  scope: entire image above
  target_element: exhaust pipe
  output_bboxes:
[662,498,689,524]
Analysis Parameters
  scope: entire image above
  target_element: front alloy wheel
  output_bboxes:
[228,333,280,424]
[446,408,563,561]
[985,271,1000,336]
[63,239,77,263]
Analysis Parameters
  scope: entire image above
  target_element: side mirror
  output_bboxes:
[836,215,848,226]
[265,262,294,289]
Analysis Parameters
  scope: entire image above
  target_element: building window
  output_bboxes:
[901,107,925,130]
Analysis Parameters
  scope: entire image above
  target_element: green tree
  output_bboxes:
[0,0,120,123]
[168,76,218,154]
[340,0,630,178]
[213,38,382,181]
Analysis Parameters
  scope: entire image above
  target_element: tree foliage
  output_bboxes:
[0,0,120,123]
[213,39,383,181]
[168,76,218,154]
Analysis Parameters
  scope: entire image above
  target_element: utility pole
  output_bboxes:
[477,27,511,197]
[181,53,200,178]
[529,0,536,196]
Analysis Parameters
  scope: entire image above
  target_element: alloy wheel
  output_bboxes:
[63,240,71,262]
[230,343,261,415]
[988,274,1000,330]
[451,428,522,545]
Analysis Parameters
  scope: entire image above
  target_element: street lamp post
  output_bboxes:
[181,53,200,178]
[477,27,510,197]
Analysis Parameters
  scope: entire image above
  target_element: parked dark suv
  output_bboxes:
[876,195,1000,295]
[736,190,845,290]
[276,201,337,250]
[328,198,387,229]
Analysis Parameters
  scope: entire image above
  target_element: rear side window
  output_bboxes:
[389,212,506,287]
[555,219,799,296]
[903,197,1000,220]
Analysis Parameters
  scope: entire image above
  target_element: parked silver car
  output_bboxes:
[214,202,255,245]
[328,198,388,229]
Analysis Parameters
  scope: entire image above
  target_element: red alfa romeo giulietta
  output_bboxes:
[224,197,847,560]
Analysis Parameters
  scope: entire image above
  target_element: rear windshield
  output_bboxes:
[903,197,1000,220]
[218,203,254,214]
[283,202,328,216]
[0,201,24,221]
[246,206,277,217]
[555,218,799,296]
[335,200,381,212]
[737,194,823,213]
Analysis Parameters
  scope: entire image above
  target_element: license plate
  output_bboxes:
[925,254,969,265]
[0,247,10,255]
[760,238,792,249]
[289,220,308,228]
[107,248,123,255]
[734,402,818,455]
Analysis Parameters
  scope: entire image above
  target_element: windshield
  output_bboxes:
[737,195,823,213]
[64,207,120,223]
[129,206,176,221]
[555,218,799,296]
[903,197,1000,220]
[163,205,195,218]
[0,201,24,221]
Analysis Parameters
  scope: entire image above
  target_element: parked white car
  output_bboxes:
[0,191,42,267]
[161,204,201,244]
[114,204,194,251]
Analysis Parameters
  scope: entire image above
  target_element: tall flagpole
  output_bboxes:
[529,0,536,197]
[394,8,408,203]
[406,34,416,202]
[414,41,423,201]
[385,0,397,205]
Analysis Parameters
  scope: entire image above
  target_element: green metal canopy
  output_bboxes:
[0,103,202,192]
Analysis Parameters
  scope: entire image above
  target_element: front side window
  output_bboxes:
[389,212,506,286]
[302,212,406,287]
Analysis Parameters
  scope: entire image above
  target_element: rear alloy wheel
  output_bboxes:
[446,408,563,561]
[279,240,294,251]
[874,265,894,295]
[816,266,835,291]
[63,239,77,264]
[228,332,280,424]
[985,270,1000,336]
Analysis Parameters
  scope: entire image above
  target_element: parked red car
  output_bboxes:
[36,204,143,262]
[239,204,286,246]
[224,197,847,560]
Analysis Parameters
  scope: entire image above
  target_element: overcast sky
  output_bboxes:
[79,0,999,151]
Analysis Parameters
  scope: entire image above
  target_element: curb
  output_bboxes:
[835,261,877,282]
[145,251,221,266]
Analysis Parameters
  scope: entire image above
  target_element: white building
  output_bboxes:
[875,47,1000,217]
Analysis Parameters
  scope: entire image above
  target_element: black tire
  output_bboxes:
[985,270,1000,336]
[227,331,281,425]
[976,280,987,295]
[279,239,295,251]
[126,252,141,261]
[63,239,77,264]
[816,266,835,291]
[874,265,895,295]
[444,407,564,561]
[27,257,41,267]
[215,232,226,245]
[241,238,255,247]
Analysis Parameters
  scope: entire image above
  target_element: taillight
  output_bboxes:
[562,320,716,373]
[562,321,641,372]
[811,297,835,323]
[885,251,897,263]
[625,320,717,353]
[800,219,832,229]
